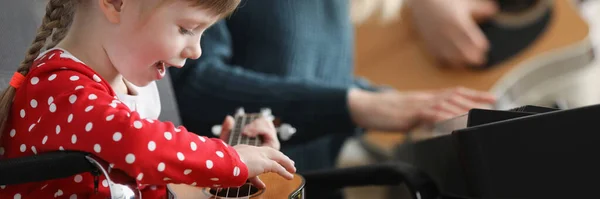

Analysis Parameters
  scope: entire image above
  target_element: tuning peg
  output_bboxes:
[277,123,296,141]
[212,125,222,136]
[235,108,245,116]
[260,108,275,121]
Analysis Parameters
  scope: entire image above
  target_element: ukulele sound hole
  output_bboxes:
[209,184,260,197]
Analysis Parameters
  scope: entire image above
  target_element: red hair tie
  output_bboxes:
[9,72,25,89]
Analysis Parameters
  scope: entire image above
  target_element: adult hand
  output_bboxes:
[219,115,280,150]
[408,0,498,67]
[348,87,496,131]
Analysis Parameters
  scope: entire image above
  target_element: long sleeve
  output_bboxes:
[170,21,357,144]
[14,54,249,189]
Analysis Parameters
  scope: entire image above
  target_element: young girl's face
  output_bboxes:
[103,0,219,87]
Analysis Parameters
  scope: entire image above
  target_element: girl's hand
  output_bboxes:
[233,144,296,189]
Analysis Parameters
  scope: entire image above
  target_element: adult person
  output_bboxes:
[169,0,498,173]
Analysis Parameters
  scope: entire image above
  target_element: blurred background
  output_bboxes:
[340,0,600,198]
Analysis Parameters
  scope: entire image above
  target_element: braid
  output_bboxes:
[19,0,75,73]
[0,0,75,137]
[48,1,75,49]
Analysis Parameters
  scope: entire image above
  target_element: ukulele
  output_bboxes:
[168,108,306,199]
[355,0,595,156]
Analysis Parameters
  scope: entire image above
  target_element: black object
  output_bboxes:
[497,0,541,13]
[477,0,552,69]
[0,151,95,185]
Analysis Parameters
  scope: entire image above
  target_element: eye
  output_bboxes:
[179,27,194,35]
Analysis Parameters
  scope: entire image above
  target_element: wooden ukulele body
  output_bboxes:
[168,173,306,199]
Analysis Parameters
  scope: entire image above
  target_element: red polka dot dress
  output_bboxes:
[0,49,249,199]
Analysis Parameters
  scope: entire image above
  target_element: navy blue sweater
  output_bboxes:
[170,0,377,146]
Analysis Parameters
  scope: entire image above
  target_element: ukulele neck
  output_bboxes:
[228,114,263,147]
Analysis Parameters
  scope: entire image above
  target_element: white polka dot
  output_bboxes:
[164,132,172,140]
[31,146,37,154]
[190,142,197,151]
[9,129,16,137]
[113,132,122,141]
[174,128,182,133]
[216,151,224,158]
[29,123,35,132]
[177,152,185,161]
[157,162,166,172]
[213,184,221,187]
[150,186,157,190]
[84,106,93,112]
[59,146,64,151]
[37,117,41,123]
[106,114,114,121]
[233,166,241,176]
[199,136,206,142]
[190,182,197,186]
[184,169,192,175]
[109,164,115,169]
[125,154,136,164]
[0,147,4,156]
[56,125,61,134]
[136,173,144,181]
[69,76,79,81]
[48,74,57,81]
[19,109,25,118]
[210,178,219,181]
[75,85,84,90]
[14,193,21,199]
[71,135,77,144]
[133,121,143,129]
[163,177,171,181]
[49,53,56,59]
[69,95,77,104]
[40,184,48,189]
[67,114,73,123]
[93,74,102,82]
[206,160,213,169]
[146,119,154,123]
[70,194,77,199]
[85,122,93,132]
[148,141,156,151]
[55,189,63,197]
[74,174,83,183]
[42,136,48,144]
[30,77,39,85]
[49,103,56,112]
[94,144,101,153]
[88,94,97,100]
[102,180,108,187]
[19,144,26,152]
[30,99,38,108]
[109,102,117,108]
[47,96,54,105]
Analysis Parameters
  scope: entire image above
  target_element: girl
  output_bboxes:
[0,0,296,198]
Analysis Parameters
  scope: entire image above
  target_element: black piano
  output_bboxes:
[390,104,600,199]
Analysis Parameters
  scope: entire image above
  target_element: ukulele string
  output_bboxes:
[245,114,259,198]
[228,114,247,199]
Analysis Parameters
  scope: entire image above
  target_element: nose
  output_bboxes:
[183,43,202,60]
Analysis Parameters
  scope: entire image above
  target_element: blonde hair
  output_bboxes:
[0,0,240,138]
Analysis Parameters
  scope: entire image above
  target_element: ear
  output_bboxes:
[98,0,125,24]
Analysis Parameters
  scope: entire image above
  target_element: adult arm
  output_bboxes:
[170,21,358,144]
